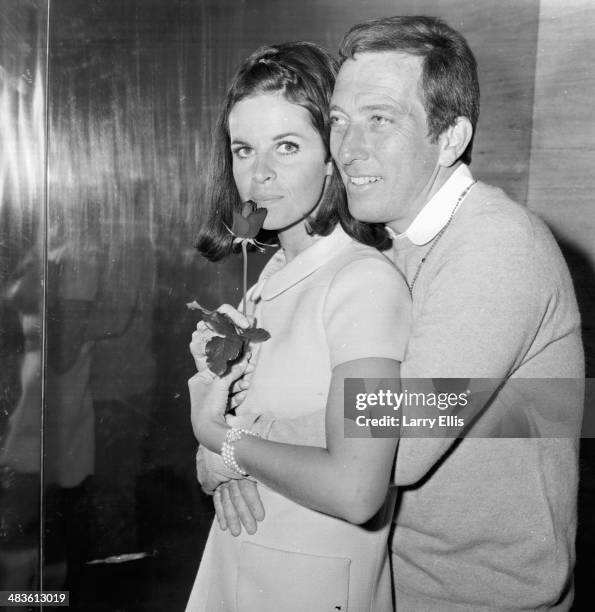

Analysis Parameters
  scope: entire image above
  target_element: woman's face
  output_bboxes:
[228,92,328,232]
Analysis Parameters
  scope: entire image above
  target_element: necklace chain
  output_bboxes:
[408,180,477,296]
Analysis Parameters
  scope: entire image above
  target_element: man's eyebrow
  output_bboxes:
[360,103,405,113]
[329,102,407,114]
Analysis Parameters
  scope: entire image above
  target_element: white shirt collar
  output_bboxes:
[387,164,474,246]
[250,225,353,302]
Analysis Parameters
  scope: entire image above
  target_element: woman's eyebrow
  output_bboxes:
[231,133,302,145]
[272,132,302,140]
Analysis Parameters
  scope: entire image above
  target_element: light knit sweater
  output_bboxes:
[251,181,584,610]
[390,181,583,611]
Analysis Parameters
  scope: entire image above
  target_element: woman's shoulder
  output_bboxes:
[327,240,404,286]
[323,240,410,309]
[322,240,411,366]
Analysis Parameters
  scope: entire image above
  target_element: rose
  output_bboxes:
[187,302,269,377]
[228,200,268,316]
[187,200,270,377]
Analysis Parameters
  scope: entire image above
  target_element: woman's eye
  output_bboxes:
[277,141,299,155]
[232,146,253,159]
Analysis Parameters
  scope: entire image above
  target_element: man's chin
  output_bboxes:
[346,200,387,224]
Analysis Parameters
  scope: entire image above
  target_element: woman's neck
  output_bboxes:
[277,221,321,263]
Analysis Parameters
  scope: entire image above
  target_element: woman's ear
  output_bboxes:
[325,160,334,176]
[438,117,473,167]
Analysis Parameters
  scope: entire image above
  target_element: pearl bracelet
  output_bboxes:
[221,428,261,476]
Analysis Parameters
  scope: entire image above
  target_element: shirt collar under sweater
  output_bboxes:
[250,225,353,302]
[386,164,474,246]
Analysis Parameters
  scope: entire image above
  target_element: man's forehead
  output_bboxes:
[336,51,422,90]
[332,51,422,106]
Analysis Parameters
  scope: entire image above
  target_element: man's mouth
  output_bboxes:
[348,176,382,186]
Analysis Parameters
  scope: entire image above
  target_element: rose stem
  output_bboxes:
[242,241,248,317]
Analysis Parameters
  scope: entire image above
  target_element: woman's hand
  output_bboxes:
[230,359,256,409]
[189,303,253,372]
[189,303,257,410]
[189,320,217,372]
[188,354,250,452]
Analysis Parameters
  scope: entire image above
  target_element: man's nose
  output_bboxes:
[252,154,276,183]
[336,124,369,165]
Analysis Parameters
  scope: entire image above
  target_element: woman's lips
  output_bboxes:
[251,195,283,206]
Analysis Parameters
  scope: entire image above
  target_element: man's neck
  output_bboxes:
[388,163,462,235]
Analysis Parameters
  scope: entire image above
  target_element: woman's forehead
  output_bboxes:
[228,93,317,139]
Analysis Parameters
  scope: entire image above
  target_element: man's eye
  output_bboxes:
[330,114,346,128]
[232,146,253,159]
[371,115,392,125]
[277,141,299,155]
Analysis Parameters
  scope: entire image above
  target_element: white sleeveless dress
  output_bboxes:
[187,227,410,611]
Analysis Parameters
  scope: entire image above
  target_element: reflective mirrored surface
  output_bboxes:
[44,1,245,608]
[0,0,47,594]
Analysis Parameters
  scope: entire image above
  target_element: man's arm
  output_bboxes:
[393,208,574,484]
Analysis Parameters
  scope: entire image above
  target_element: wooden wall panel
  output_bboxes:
[527,0,595,243]
[526,0,595,376]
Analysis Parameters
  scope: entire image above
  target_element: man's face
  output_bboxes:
[330,51,442,232]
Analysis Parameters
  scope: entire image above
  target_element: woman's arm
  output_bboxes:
[190,356,400,524]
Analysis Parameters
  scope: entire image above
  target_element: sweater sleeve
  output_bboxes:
[395,213,557,484]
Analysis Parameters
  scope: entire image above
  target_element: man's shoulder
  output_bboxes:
[431,179,573,291]
[453,181,554,249]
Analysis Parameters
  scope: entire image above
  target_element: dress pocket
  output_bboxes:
[236,541,350,612]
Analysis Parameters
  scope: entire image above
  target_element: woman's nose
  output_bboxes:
[252,154,276,183]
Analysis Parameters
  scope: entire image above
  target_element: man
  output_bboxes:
[198,16,584,610]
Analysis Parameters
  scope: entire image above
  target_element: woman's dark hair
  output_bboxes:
[340,16,480,165]
[197,41,390,261]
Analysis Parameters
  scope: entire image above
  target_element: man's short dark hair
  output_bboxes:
[339,16,480,165]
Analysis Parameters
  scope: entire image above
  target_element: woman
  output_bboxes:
[187,42,410,611]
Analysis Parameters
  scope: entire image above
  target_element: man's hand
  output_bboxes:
[196,445,242,494]
[213,480,265,536]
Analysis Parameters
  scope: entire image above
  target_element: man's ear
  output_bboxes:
[438,117,473,167]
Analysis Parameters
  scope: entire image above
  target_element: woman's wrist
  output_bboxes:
[221,428,262,475]
[200,420,230,453]
[189,374,232,450]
